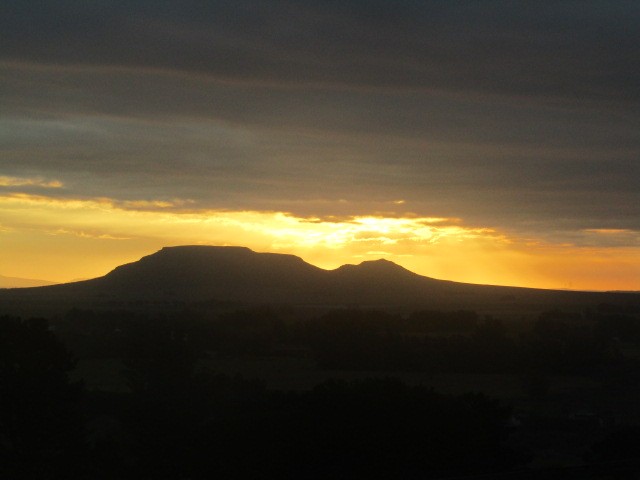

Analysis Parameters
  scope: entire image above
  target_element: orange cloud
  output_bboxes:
[0,191,638,291]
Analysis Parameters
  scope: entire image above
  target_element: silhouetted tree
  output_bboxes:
[0,316,85,479]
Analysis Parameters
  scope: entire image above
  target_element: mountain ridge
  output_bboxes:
[1,245,639,315]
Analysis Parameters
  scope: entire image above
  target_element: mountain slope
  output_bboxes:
[0,246,638,314]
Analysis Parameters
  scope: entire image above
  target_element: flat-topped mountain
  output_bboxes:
[1,246,639,315]
[36,246,441,304]
[95,246,323,297]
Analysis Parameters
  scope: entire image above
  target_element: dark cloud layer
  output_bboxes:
[1,1,639,245]
[3,0,639,101]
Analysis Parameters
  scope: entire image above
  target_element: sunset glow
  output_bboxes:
[2,1,639,292]
[1,191,638,291]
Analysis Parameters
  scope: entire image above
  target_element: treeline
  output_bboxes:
[1,315,525,478]
[52,305,640,376]
[4,308,640,478]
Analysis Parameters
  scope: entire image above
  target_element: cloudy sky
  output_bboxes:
[1,0,639,289]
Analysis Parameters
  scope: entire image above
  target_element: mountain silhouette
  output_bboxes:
[1,245,639,314]
[90,246,327,302]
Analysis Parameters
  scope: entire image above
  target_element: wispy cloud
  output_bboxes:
[576,228,640,247]
[0,175,63,188]
[118,199,195,210]
[45,228,131,240]
[0,192,193,212]
[583,229,637,235]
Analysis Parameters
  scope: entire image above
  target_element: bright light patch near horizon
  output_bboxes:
[0,192,638,291]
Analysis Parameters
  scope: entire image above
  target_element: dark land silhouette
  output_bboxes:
[1,246,639,316]
[2,246,640,478]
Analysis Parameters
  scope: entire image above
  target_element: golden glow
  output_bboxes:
[0,192,638,291]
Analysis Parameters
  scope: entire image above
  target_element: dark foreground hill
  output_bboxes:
[1,245,639,315]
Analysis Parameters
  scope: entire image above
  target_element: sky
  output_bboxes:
[1,0,639,290]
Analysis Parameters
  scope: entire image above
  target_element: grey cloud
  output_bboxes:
[1,2,639,245]
[2,1,639,102]
[1,102,638,234]
[3,63,637,151]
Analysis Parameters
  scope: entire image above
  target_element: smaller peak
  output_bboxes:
[337,258,410,274]
[357,258,406,270]
[361,258,397,266]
